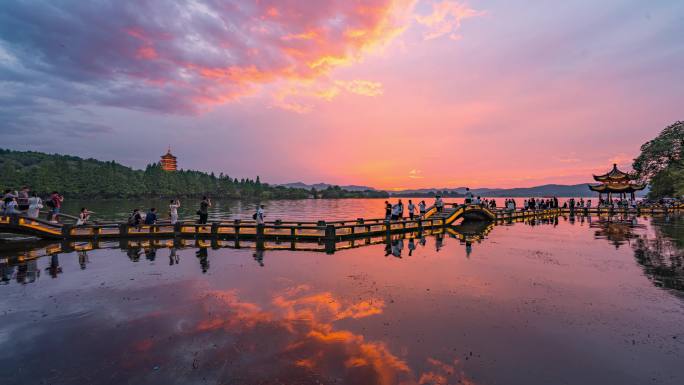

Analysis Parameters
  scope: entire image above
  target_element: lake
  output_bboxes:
[1,198,683,385]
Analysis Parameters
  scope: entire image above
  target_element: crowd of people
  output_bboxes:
[384,199,428,221]
[1,187,64,222]
[3,185,683,229]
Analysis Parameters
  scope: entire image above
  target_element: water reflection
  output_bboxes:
[633,216,684,292]
[590,215,644,249]
[2,213,684,385]
[588,214,684,292]
[0,224,496,279]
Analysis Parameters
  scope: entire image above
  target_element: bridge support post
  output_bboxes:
[119,224,128,238]
[61,224,73,238]
[324,224,336,254]
[211,222,219,237]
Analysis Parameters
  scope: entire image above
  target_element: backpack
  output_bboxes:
[127,214,137,225]
[46,199,55,208]
[252,213,257,220]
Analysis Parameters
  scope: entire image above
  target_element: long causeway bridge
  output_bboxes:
[1,204,681,246]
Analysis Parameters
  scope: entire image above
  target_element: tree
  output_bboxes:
[633,121,684,199]
[633,121,683,181]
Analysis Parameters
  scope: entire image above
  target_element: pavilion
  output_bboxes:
[589,163,645,201]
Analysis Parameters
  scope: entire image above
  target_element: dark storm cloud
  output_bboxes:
[0,0,405,113]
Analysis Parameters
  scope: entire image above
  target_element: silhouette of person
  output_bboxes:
[127,247,142,262]
[169,247,179,265]
[46,254,62,278]
[145,248,157,261]
[435,234,444,252]
[78,250,89,270]
[253,249,264,267]
[196,248,209,273]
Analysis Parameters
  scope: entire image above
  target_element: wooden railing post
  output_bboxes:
[211,222,219,237]
[119,223,128,237]
[61,224,73,238]
[324,224,336,241]
[324,224,336,254]
[174,222,181,237]
[233,219,241,240]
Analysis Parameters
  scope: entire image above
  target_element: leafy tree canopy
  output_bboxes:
[633,121,684,199]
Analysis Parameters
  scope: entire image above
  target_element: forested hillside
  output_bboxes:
[0,148,309,199]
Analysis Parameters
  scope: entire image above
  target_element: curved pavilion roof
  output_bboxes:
[588,182,646,193]
[593,163,631,182]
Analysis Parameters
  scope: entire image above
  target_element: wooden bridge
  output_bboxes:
[1,204,682,245]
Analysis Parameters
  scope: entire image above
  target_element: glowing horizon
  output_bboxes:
[1,1,682,189]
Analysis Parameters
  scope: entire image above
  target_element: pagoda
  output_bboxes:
[160,147,177,171]
[589,163,645,201]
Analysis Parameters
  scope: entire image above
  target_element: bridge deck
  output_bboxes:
[0,204,681,242]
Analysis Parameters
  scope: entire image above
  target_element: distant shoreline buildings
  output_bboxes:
[160,147,177,171]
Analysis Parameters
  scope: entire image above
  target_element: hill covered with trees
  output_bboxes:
[0,149,387,200]
[633,121,684,199]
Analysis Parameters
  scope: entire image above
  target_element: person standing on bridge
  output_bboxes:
[198,196,211,224]
[435,195,444,213]
[144,208,158,225]
[407,200,416,220]
[17,186,30,212]
[169,199,181,225]
[384,201,392,221]
[397,199,404,219]
[464,188,473,204]
[128,209,143,227]
[3,196,18,215]
[390,203,399,221]
[256,204,265,225]
[76,208,93,226]
[27,192,42,219]
[48,191,63,222]
[419,200,427,217]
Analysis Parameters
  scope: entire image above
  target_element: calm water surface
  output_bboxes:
[55,197,594,222]
[1,199,683,385]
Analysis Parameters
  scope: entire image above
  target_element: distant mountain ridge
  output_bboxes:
[279,182,376,192]
[390,184,648,197]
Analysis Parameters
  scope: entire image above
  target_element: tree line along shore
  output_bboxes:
[0,149,389,200]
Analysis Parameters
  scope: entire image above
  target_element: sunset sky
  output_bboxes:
[1,0,682,189]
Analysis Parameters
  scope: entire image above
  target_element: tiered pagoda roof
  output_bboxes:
[588,164,645,193]
[160,147,177,171]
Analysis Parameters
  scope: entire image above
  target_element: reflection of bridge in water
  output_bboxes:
[1,222,495,282]
[3,211,684,291]
[1,204,681,243]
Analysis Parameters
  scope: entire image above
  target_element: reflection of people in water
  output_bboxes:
[408,238,416,256]
[46,254,62,278]
[391,239,404,258]
[145,248,157,261]
[196,248,209,273]
[384,240,392,256]
[465,241,472,257]
[435,234,444,252]
[1,262,13,284]
[78,250,89,270]
[419,236,426,247]
[253,249,264,267]
[127,247,142,262]
[169,247,179,266]
[15,260,40,284]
